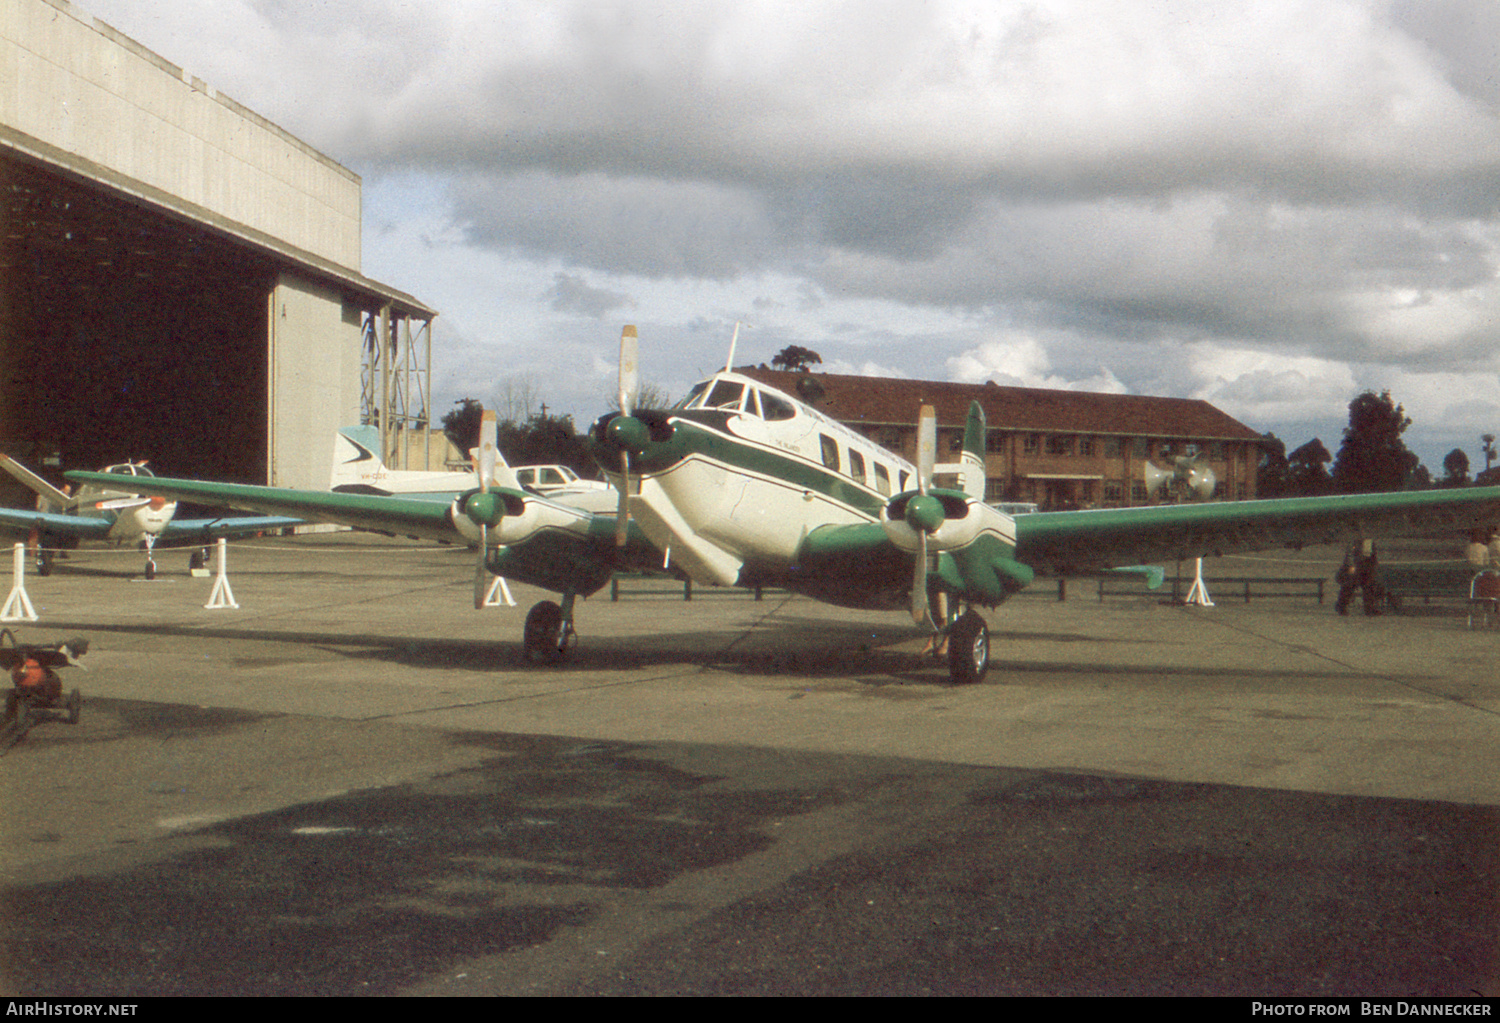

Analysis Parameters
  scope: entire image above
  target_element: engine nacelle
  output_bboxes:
[880,490,984,553]
[449,489,592,547]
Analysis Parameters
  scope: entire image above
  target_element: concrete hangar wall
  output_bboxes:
[0,0,435,499]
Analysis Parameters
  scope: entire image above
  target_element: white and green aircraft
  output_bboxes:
[69,326,1500,684]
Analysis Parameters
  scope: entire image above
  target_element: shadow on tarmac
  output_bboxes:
[3,721,1497,996]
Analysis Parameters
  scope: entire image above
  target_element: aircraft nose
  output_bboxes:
[149,496,167,511]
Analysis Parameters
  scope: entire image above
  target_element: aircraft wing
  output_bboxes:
[65,472,457,542]
[160,515,309,541]
[65,470,665,598]
[0,506,114,540]
[1012,487,1500,575]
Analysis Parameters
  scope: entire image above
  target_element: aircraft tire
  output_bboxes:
[36,550,52,576]
[144,560,156,581]
[948,610,989,685]
[65,688,82,725]
[524,600,565,665]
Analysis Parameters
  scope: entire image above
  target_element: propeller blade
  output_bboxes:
[615,450,631,548]
[915,404,936,493]
[618,325,640,418]
[911,529,929,624]
[474,523,488,609]
[477,409,498,490]
[614,325,640,547]
[474,408,497,607]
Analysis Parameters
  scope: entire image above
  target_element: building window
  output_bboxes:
[1023,434,1041,455]
[1079,436,1096,457]
[985,477,1007,502]
[1046,435,1074,456]
[1104,481,1124,504]
[1133,437,1149,458]
[1131,481,1149,503]
[986,431,1007,453]
[1103,437,1123,458]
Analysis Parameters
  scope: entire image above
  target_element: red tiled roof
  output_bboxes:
[738,367,1263,442]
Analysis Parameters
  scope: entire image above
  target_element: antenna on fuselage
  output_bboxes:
[723,321,741,374]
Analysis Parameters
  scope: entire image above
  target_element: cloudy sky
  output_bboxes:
[75,0,1500,474]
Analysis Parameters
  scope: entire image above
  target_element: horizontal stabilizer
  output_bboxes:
[0,454,75,511]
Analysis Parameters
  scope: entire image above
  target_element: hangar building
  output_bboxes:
[1,0,435,503]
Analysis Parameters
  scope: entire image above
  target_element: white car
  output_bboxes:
[514,465,612,494]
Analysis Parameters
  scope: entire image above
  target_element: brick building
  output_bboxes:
[738,368,1266,509]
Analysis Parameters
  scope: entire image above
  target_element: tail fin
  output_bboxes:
[331,426,387,489]
[933,402,987,500]
[331,426,504,493]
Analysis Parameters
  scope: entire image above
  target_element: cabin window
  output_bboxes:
[676,381,709,408]
[898,470,910,491]
[874,464,891,495]
[761,393,796,421]
[820,434,841,472]
[848,450,867,485]
[744,389,763,418]
[705,380,745,409]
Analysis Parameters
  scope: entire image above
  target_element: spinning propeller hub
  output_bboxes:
[606,414,651,453]
[465,491,506,527]
[904,493,945,533]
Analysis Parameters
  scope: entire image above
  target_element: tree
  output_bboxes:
[1442,448,1471,487]
[771,345,823,372]
[1286,438,1333,495]
[1256,433,1289,498]
[497,410,595,476]
[441,398,484,457]
[1330,390,1419,494]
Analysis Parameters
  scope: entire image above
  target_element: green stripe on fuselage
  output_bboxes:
[628,412,888,518]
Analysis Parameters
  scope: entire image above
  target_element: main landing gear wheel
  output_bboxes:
[948,609,989,685]
[35,548,53,576]
[523,600,575,664]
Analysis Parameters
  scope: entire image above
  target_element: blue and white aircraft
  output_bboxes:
[1,454,302,578]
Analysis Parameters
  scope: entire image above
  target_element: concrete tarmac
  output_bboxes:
[1,533,1497,996]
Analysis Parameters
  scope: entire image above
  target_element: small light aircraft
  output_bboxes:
[69,326,1500,684]
[1,454,303,578]
[331,424,619,514]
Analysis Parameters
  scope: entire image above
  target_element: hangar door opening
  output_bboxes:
[1,155,274,496]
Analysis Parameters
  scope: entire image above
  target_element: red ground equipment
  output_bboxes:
[0,629,87,750]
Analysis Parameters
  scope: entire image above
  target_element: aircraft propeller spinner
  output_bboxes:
[1144,455,1216,502]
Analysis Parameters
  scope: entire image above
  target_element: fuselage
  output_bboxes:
[592,371,1023,607]
[79,463,176,542]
